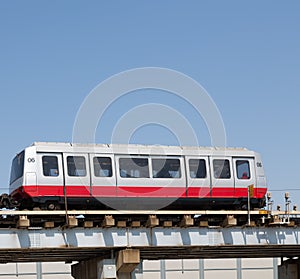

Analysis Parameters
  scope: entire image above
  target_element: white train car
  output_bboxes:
[9,142,267,210]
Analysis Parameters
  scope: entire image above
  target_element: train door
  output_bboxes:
[116,155,152,196]
[89,154,116,198]
[185,156,210,198]
[210,156,234,198]
[62,153,91,198]
[36,153,64,195]
[233,157,255,197]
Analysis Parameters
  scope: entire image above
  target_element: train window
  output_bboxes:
[189,159,207,178]
[67,156,86,177]
[213,159,231,179]
[119,158,149,178]
[236,160,251,179]
[10,151,25,184]
[42,156,59,177]
[93,157,112,177]
[152,158,181,178]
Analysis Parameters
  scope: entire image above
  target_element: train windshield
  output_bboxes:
[10,151,25,184]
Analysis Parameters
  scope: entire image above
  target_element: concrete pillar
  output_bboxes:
[278,258,300,279]
[71,258,98,279]
[71,258,116,279]
[116,249,140,279]
[71,249,140,279]
[100,259,117,279]
[117,273,131,279]
[116,249,140,273]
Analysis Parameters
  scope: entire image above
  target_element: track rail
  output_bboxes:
[0,209,297,229]
[0,209,298,217]
[0,209,271,216]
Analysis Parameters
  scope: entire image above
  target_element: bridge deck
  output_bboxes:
[0,226,299,262]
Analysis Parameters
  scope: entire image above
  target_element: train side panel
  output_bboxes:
[9,150,25,197]
[8,143,267,210]
[90,153,117,197]
[185,156,211,198]
[254,152,268,201]
[36,152,64,194]
[115,155,186,198]
[9,146,37,203]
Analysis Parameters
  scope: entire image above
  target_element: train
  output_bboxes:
[7,142,267,210]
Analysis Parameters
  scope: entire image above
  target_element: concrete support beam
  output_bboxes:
[17,216,30,228]
[102,215,115,228]
[163,220,173,227]
[2,226,300,262]
[199,220,209,227]
[130,221,140,227]
[116,249,140,273]
[180,215,194,227]
[84,221,94,228]
[117,221,127,228]
[44,221,55,228]
[146,215,159,227]
[67,216,78,228]
[222,215,237,227]
[102,215,115,227]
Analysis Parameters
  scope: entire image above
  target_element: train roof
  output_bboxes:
[28,142,258,157]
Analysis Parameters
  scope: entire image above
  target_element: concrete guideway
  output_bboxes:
[0,209,298,278]
[0,226,300,262]
[0,209,295,228]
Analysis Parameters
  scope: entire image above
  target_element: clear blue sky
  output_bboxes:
[0,1,299,207]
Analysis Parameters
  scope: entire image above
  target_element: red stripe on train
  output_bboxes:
[117,187,186,197]
[19,185,267,199]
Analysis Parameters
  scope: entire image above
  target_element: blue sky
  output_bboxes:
[0,1,299,207]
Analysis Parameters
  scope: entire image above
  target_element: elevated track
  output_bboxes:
[0,209,297,228]
[0,209,299,264]
[0,226,300,262]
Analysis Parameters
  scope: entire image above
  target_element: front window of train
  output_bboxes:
[10,151,25,184]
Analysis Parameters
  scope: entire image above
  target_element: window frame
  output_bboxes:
[119,157,150,178]
[67,156,87,177]
[42,155,59,177]
[93,156,113,178]
[188,158,207,179]
[236,159,251,180]
[213,159,231,179]
[152,158,182,179]
[10,151,25,184]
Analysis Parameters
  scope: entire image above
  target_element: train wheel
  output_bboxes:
[46,202,61,210]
